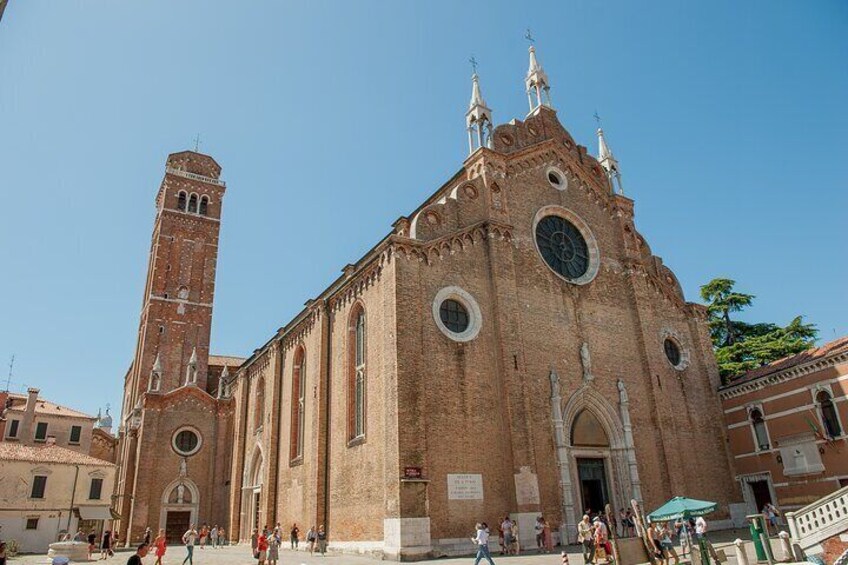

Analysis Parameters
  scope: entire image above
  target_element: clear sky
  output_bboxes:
[0,1,846,419]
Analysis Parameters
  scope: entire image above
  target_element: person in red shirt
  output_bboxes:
[153,529,167,565]
[256,532,268,565]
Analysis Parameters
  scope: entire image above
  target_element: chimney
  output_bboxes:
[20,387,40,443]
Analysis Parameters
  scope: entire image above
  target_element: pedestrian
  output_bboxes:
[500,515,514,556]
[317,525,327,556]
[73,529,84,542]
[625,509,636,537]
[212,525,220,548]
[675,519,691,558]
[0,542,7,565]
[267,533,279,565]
[511,521,521,555]
[87,530,97,560]
[100,530,112,560]
[181,524,197,565]
[306,525,316,555]
[250,528,259,558]
[218,526,227,546]
[578,515,595,564]
[543,518,554,554]
[470,522,496,565]
[199,525,208,549]
[593,518,610,564]
[153,529,167,565]
[290,523,300,550]
[695,516,721,565]
[535,516,545,552]
[762,503,779,535]
[143,528,152,547]
[126,543,149,565]
[497,517,505,555]
[647,521,663,561]
[256,531,268,565]
[660,522,680,565]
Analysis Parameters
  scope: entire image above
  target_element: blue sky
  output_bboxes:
[1,1,846,418]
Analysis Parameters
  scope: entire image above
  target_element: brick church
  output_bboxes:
[115,45,740,558]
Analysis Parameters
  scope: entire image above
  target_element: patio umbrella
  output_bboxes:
[647,496,717,522]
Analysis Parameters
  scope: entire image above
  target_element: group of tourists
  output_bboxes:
[577,514,613,564]
[250,522,327,563]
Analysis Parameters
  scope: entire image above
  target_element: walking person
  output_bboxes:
[544,518,554,554]
[470,522,496,565]
[250,528,259,558]
[199,525,208,550]
[153,529,167,565]
[290,523,300,550]
[266,532,279,565]
[87,530,97,560]
[511,521,521,555]
[659,522,680,565]
[125,543,149,565]
[317,525,328,556]
[695,516,721,565]
[181,524,197,565]
[143,528,152,547]
[218,527,227,547]
[535,516,545,552]
[675,519,691,558]
[255,531,268,565]
[100,529,112,560]
[578,515,595,564]
[210,525,219,549]
[500,515,514,556]
[306,525,316,555]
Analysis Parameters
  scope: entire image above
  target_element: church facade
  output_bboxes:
[225,46,741,559]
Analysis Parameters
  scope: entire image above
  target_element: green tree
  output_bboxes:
[700,279,818,382]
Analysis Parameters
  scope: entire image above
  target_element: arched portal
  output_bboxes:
[159,478,200,544]
[241,445,264,539]
[551,383,642,542]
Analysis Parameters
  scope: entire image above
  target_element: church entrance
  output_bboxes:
[165,511,191,544]
[577,458,609,515]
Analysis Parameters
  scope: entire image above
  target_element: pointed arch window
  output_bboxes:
[254,377,265,432]
[199,196,208,216]
[749,408,770,451]
[188,194,198,213]
[177,191,187,211]
[348,307,366,443]
[817,391,842,438]
[290,347,306,462]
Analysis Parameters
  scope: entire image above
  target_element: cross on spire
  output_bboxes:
[469,55,478,74]
[525,28,535,44]
[594,111,602,126]
[193,134,201,153]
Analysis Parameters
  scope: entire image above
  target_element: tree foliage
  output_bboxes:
[700,278,817,382]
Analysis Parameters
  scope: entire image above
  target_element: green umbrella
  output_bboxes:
[647,496,718,522]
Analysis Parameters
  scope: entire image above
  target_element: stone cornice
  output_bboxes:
[392,220,514,265]
[718,349,848,400]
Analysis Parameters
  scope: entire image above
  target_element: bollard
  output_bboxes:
[734,539,750,565]
[562,551,570,565]
[777,532,791,562]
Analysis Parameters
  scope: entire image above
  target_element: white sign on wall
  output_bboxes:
[447,473,484,500]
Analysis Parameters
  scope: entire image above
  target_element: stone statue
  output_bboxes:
[176,483,185,504]
[179,457,187,478]
[549,368,559,396]
[580,342,593,382]
[617,378,629,403]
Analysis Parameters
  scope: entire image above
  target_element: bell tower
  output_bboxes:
[115,150,227,543]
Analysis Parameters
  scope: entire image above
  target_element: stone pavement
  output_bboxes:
[7,528,777,565]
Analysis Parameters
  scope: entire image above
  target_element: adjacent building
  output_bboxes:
[0,442,117,553]
[720,336,848,514]
[2,388,98,454]
[225,45,741,559]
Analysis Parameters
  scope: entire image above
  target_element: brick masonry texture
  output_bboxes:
[228,107,741,559]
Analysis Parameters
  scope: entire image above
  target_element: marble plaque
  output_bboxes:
[514,466,540,505]
[447,473,483,500]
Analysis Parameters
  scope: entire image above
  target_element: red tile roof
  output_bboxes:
[0,443,115,466]
[208,355,245,367]
[6,394,95,420]
[726,336,848,387]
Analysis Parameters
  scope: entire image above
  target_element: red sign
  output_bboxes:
[403,466,422,479]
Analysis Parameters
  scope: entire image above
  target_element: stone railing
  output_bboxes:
[786,485,848,550]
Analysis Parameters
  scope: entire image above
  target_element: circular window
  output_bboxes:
[432,287,482,342]
[664,338,681,367]
[439,299,469,333]
[533,206,599,285]
[546,167,567,191]
[172,427,202,456]
[536,216,589,280]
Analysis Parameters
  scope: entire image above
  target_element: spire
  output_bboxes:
[525,43,552,112]
[597,126,624,195]
[185,347,198,386]
[217,365,229,400]
[152,353,163,374]
[148,353,163,392]
[466,57,494,155]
